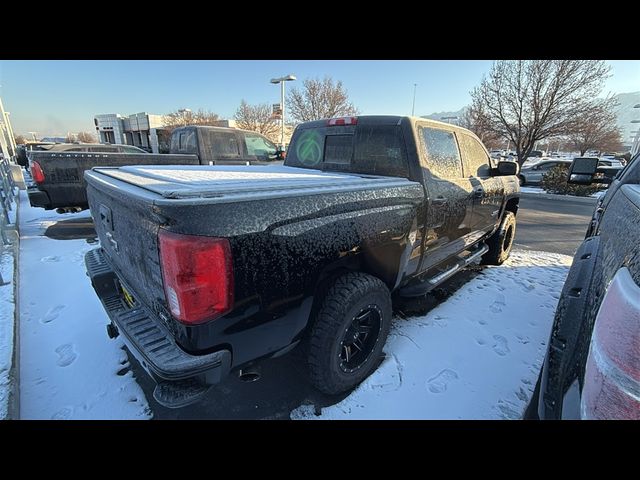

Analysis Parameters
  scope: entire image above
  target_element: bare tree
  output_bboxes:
[76,131,96,143]
[287,77,359,123]
[14,135,26,144]
[458,105,503,148]
[565,97,622,155]
[162,109,220,131]
[470,60,611,166]
[65,132,77,143]
[233,100,280,142]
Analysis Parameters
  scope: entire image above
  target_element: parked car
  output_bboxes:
[27,126,283,212]
[597,158,624,168]
[518,159,572,186]
[83,115,520,408]
[525,153,640,419]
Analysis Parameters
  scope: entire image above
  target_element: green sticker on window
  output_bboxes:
[296,130,322,166]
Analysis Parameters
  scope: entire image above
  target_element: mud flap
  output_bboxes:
[153,378,212,409]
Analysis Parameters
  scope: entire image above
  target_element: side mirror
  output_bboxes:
[496,161,519,176]
[567,157,600,185]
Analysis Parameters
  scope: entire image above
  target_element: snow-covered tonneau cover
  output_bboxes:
[90,164,421,202]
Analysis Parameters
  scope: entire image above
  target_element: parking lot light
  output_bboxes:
[270,75,296,149]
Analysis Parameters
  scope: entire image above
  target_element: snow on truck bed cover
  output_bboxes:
[90,165,421,201]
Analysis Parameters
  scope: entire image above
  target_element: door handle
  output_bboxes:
[473,188,484,198]
[432,196,448,205]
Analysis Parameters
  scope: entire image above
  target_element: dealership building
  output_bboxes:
[94,112,169,153]
[94,112,239,153]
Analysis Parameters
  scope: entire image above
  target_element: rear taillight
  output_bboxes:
[158,230,234,325]
[327,116,358,126]
[582,267,640,419]
[31,161,45,184]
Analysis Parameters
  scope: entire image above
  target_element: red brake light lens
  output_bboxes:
[582,267,640,419]
[31,161,45,184]
[327,116,358,126]
[158,230,234,325]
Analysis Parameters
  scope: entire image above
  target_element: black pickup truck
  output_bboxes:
[84,115,520,408]
[27,126,282,212]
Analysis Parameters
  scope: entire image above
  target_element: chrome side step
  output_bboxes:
[399,243,489,297]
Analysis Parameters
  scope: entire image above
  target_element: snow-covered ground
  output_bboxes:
[0,190,18,420]
[520,186,606,199]
[292,250,573,420]
[0,243,15,419]
[17,192,151,419]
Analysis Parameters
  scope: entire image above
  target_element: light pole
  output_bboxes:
[177,108,191,127]
[0,96,16,155]
[631,107,640,155]
[270,74,296,149]
[411,83,417,116]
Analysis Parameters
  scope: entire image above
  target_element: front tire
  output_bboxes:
[482,211,516,265]
[308,272,392,395]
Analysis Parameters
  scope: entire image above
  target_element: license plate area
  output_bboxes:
[117,279,137,309]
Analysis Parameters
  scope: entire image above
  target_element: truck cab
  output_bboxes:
[170,126,282,165]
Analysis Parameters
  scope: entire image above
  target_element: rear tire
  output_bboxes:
[307,272,392,395]
[482,211,516,265]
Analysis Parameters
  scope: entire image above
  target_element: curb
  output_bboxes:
[11,191,21,420]
[520,191,600,204]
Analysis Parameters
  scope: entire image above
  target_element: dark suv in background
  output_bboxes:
[526,153,640,420]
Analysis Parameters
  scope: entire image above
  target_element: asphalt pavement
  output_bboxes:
[514,194,596,256]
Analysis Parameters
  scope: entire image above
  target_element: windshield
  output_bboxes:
[617,152,640,182]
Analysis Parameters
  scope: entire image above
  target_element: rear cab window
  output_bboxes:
[195,129,241,161]
[284,121,409,178]
[170,129,198,154]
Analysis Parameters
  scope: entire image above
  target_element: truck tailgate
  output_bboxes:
[87,175,166,318]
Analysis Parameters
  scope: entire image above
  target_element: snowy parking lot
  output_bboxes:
[13,191,572,419]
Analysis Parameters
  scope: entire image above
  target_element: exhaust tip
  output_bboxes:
[238,367,261,383]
